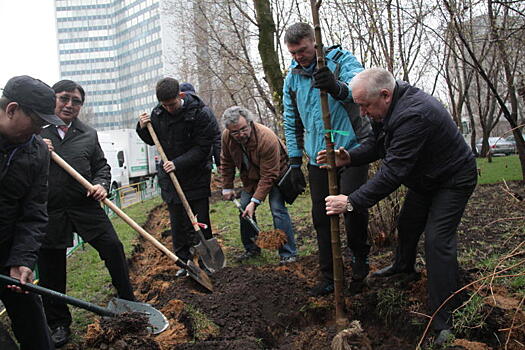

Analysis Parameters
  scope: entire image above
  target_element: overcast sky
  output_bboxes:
[0,0,59,89]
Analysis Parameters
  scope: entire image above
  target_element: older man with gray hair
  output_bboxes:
[319,67,477,345]
[220,106,297,264]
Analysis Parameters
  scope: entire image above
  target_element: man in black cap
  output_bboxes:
[0,75,64,350]
[39,80,135,348]
[180,82,221,170]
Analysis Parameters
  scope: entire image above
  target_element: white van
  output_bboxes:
[97,132,129,192]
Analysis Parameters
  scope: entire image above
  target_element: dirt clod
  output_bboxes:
[256,229,288,250]
[84,312,160,349]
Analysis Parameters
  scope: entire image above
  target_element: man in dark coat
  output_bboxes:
[39,80,135,348]
[321,68,477,345]
[0,75,65,350]
[137,77,218,276]
[180,82,221,170]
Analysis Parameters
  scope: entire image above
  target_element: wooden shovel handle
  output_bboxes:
[50,152,183,266]
[145,123,201,233]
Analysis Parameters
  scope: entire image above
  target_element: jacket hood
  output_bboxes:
[182,92,206,112]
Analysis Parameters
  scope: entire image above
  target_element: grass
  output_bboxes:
[476,155,523,184]
[183,304,220,341]
[376,288,408,326]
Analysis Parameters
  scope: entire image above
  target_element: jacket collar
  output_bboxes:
[382,81,405,129]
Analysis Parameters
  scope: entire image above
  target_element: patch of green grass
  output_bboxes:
[184,304,220,341]
[476,155,522,184]
[376,288,408,326]
[453,294,486,338]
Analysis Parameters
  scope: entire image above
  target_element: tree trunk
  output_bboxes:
[253,0,284,117]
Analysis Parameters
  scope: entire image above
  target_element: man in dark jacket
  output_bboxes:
[137,77,218,276]
[322,68,477,345]
[180,82,221,170]
[0,75,65,350]
[39,80,135,348]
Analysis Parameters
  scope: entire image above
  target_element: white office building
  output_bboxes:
[55,0,171,129]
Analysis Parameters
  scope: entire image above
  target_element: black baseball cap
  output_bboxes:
[2,75,65,126]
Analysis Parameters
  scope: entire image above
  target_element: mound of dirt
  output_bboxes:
[81,181,524,349]
[84,312,160,349]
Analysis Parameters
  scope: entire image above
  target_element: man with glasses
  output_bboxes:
[0,75,65,349]
[39,80,135,348]
[220,106,297,264]
[137,78,219,276]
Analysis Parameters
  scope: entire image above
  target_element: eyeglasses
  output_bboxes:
[58,95,83,106]
[230,125,250,136]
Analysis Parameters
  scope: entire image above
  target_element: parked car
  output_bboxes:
[475,137,516,156]
[505,133,525,153]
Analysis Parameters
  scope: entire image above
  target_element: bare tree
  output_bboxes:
[443,0,525,179]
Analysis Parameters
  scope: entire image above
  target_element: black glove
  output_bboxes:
[290,167,306,194]
[313,66,340,96]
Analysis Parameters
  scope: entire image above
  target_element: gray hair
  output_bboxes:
[350,68,396,98]
[284,22,314,44]
[222,106,254,128]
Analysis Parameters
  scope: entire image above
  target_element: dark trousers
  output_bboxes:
[167,197,212,262]
[393,164,477,331]
[0,280,54,349]
[38,227,134,329]
[308,164,370,282]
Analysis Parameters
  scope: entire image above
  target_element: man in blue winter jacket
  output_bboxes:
[283,22,375,296]
[322,68,477,345]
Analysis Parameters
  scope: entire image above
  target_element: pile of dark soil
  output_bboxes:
[82,181,524,349]
[84,312,160,349]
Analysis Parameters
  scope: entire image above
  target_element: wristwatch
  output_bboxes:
[346,198,354,212]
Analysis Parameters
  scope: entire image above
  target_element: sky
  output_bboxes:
[0,0,59,89]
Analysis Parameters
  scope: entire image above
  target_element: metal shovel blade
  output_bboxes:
[107,298,169,335]
[193,234,226,271]
[185,259,214,292]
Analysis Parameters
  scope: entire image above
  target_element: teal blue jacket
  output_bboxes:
[283,46,371,166]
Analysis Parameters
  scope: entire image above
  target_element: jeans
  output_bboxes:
[239,186,297,258]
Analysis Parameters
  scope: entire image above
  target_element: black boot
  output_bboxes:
[351,255,370,282]
[308,280,334,296]
[51,325,71,348]
[371,264,416,278]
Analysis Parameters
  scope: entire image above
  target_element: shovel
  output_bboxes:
[0,274,168,334]
[50,152,213,292]
[232,198,262,234]
[146,123,226,272]
[232,198,287,250]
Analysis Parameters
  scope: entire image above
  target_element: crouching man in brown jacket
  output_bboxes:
[220,106,297,264]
